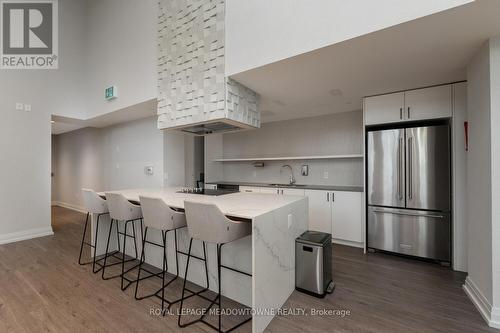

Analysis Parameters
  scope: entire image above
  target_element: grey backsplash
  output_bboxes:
[222,159,363,186]
[218,110,364,186]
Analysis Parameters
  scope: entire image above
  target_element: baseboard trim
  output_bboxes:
[52,201,86,214]
[463,276,500,329]
[332,238,364,249]
[0,226,54,245]
[491,307,500,329]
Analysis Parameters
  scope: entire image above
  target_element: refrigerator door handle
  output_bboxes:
[408,136,413,200]
[372,209,444,219]
[398,137,403,200]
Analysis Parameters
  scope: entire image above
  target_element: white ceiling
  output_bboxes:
[231,0,500,123]
[51,99,157,135]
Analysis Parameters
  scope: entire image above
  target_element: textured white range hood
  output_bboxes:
[157,0,260,135]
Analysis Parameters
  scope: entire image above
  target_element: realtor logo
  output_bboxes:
[1,0,58,69]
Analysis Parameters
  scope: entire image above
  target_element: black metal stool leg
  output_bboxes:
[132,220,138,259]
[174,229,179,277]
[161,230,167,315]
[139,219,145,258]
[101,219,114,280]
[134,226,148,300]
[203,241,210,290]
[218,244,222,332]
[92,214,102,273]
[134,228,183,304]
[177,240,252,333]
[178,238,193,328]
[121,220,129,290]
[116,219,121,252]
[78,213,90,265]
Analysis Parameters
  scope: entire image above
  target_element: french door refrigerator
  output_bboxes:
[367,125,451,262]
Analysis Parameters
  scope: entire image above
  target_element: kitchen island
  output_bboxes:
[91,188,308,333]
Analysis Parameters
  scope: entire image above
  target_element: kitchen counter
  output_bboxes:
[91,187,308,333]
[207,180,364,192]
[99,187,306,220]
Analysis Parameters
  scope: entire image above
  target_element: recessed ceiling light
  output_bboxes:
[329,89,343,96]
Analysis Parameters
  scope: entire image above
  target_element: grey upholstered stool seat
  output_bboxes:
[102,192,144,291]
[79,189,109,273]
[134,196,190,313]
[178,201,252,333]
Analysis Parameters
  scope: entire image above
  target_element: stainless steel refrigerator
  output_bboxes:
[367,125,451,262]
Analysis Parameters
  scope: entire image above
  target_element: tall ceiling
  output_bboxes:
[231,0,500,123]
[51,99,157,135]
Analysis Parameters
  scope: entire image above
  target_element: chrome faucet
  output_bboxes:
[281,164,296,185]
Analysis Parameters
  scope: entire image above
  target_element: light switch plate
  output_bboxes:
[301,165,309,176]
[287,214,293,229]
[323,171,329,179]
[144,166,154,176]
[24,104,31,111]
[15,103,23,110]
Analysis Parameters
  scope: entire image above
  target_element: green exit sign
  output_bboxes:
[105,86,118,100]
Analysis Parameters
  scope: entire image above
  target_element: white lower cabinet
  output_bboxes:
[304,190,332,234]
[245,187,306,196]
[331,191,363,243]
[259,187,280,194]
[280,188,305,196]
[305,189,363,246]
[239,186,261,193]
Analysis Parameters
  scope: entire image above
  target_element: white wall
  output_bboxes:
[489,36,500,318]
[452,82,468,272]
[52,117,163,209]
[209,111,363,186]
[0,0,87,242]
[52,128,104,208]
[204,134,224,183]
[464,37,500,328]
[466,38,493,304]
[85,0,157,118]
[0,0,159,243]
[163,131,187,187]
[225,0,472,75]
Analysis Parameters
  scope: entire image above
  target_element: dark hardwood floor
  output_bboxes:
[0,206,494,332]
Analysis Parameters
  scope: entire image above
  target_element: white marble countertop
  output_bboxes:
[99,187,306,220]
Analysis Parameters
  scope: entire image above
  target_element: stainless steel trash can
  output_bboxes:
[295,231,334,297]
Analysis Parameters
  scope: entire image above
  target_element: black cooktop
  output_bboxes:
[176,188,238,196]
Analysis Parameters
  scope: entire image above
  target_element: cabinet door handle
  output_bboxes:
[399,107,403,120]
[327,192,329,202]
[332,192,335,202]
[407,106,411,119]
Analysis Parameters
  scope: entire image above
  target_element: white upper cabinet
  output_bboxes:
[404,85,452,121]
[364,92,405,125]
[364,84,453,125]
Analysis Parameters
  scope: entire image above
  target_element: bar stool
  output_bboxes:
[79,189,109,273]
[179,201,252,333]
[134,196,191,314]
[102,192,143,291]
